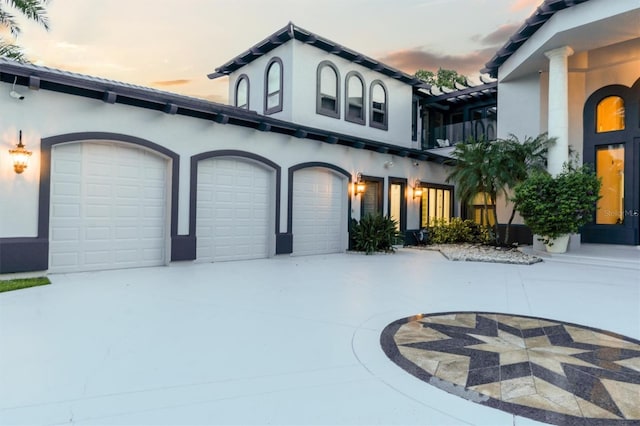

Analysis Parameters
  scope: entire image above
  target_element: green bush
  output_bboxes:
[428,218,492,245]
[352,214,400,254]
[513,162,601,244]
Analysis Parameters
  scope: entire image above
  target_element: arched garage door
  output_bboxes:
[196,157,275,262]
[292,167,347,255]
[49,142,169,273]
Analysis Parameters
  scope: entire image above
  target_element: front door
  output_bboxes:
[582,80,640,245]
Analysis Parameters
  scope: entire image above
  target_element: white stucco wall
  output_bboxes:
[227,40,417,149]
[0,80,448,241]
[227,43,294,122]
[289,41,416,148]
[496,74,542,140]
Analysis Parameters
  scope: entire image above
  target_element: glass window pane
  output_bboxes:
[268,62,281,93]
[320,66,337,98]
[597,96,625,133]
[362,181,380,216]
[236,78,248,108]
[443,190,450,223]
[348,76,363,100]
[596,144,625,224]
[428,188,436,225]
[267,93,279,109]
[390,184,401,231]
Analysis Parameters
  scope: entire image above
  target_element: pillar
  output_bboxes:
[544,46,574,176]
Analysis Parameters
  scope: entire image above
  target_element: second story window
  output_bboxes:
[235,75,249,110]
[264,57,283,114]
[370,80,388,130]
[316,61,340,118]
[345,71,365,125]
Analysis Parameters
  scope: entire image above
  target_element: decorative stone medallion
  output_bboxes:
[380,312,640,425]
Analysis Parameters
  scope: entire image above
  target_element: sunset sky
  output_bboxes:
[12,0,544,104]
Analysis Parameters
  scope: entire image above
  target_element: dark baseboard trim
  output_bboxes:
[0,237,49,274]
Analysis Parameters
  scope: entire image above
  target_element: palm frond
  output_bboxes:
[3,0,50,30]
[0,39,29,62]
[0,9,20,35]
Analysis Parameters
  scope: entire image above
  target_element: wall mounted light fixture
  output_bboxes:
[9,130,32,174]
[354,172,366,195]
[413,179,423,199]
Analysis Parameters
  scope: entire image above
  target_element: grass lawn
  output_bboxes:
[0,277,51,293]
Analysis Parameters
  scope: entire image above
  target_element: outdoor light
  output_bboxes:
[354,172,366,195]
[413,180,423,199]
[9,130,32,174]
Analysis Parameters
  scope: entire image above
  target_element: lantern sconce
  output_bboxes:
[9,130,32,174]
[413,179,423,199]
[354,172,366,196]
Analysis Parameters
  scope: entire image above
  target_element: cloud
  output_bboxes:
[150,79,192,87]
[475,24,520,46]
[378,46,498,78]
[55,41,87,52]
[197,93,227,104]
[510,0,542,12]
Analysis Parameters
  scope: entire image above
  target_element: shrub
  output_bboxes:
[427,218,492,245]
[352,214,400,254]
[513,162,601,244]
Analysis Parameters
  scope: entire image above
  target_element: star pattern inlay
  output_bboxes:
[381,312,640,426]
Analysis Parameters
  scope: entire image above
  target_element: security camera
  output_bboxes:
[413,161,420,167]
[10,90,25,100]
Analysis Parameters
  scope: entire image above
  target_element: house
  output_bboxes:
[0,23,462,275]
[483,0,640,246]
[1,0,636,276]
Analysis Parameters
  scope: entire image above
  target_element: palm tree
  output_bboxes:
[0,0,50,62]
[446,138,501,243]
[446,134,555,246]
[495,133,555,245]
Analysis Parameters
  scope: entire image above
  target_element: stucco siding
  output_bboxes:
[0,79,449,259]
[496,74,542,140]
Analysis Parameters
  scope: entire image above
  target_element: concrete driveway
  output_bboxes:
[1,248,638,425]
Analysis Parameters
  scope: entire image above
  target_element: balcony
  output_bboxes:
[425,118,497,149]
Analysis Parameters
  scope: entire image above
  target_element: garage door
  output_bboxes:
[49,142,168,273]
[292,168,347,255]
[196,158,274,262]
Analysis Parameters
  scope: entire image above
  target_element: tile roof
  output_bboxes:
[208,22,430,89]
[0,58,448,163]
[482,0,591,77]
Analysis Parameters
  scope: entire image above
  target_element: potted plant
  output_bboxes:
[512,162,601,253]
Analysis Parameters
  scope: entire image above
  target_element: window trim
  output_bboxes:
[345,71,366,125]
[316,61,340,119]
[235,74,250,110]
[419,182,455,228]
[359,175,384,218]
[369,80,388,130]
[264,57,283,115]
[388,177,407,232]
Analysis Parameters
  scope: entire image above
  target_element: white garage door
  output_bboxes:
[292,168,347,255]
[49,142,168,273]
[196,158,274,262]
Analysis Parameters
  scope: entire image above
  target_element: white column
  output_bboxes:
[544,46,574,176]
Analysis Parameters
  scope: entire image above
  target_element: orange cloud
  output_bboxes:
[378,46,498,79]
[150,79,192,87]
[510,0,543,12]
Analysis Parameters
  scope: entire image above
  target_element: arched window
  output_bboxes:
[316,61,340,118]
[596,96,625,133]
[370,80,388,130]
[264,57,283,114]
[345,71,365,125]
[235,75,249,110]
